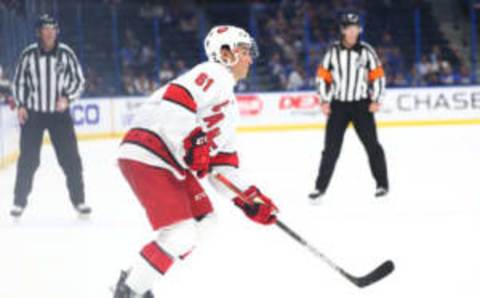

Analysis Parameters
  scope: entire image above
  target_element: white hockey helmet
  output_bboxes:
[204,25,259,66]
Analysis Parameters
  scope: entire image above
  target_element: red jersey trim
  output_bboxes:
[210,152,239,168]
[121,128,185,175]
[163,83,197,113]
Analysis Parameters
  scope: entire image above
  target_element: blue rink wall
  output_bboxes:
[1,85,480,170]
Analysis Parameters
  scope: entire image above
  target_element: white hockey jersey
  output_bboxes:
[119,61,250,193]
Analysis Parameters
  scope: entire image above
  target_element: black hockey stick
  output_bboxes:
[214,172,395,288]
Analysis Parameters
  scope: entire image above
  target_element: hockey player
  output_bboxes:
[113,25,279,297]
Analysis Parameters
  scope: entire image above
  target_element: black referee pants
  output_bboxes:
[315,99,388,192]
[14,110,85,208]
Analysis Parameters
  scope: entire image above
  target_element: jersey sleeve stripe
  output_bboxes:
[162,83,197,113]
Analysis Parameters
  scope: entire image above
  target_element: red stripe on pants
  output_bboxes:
[141,242,174,275]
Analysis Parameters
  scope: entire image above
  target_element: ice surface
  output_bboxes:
[0,125,479,298]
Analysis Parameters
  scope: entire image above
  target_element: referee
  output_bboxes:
[309,13,389,201]
[11,14,91,217]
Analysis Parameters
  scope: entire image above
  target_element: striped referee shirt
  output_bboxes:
[316,40,386,102]
[13,42,85,113]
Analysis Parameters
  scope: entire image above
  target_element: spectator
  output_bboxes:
[120,28,141,69]
[287,64,306,91]
[158,61,175,86]
[83,67,104,97]
[419,46,443,75]
[456,66,472,85]
[138,44,155,72]
[392,72,409,86]
[134,71,156,96]
[175,59,188,76]
[179,11,197,33]
[416,55,431,79]
[425,72,440,86]
[429,45,442,68]
[122,68,137,95]
[269,52,287,89]
[405,65,425,86]
[438,62,454,85]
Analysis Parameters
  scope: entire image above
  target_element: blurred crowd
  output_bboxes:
[0,0,25,14]
[2,0,476,98]
[257,0,350,91]
[379,36,472,87]
[117,28,190,96]
[259,0,473,91]
[84,0,199,97]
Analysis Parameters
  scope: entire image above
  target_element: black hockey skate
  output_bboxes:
[10,205,25,218]
[113,270,154,298]
[308,189,325,204]
[74,203,91,214]
[375,187,389,198]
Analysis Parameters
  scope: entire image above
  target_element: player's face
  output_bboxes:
[342,25,361,46]
[231,46,253,80]
[38,26,58,49]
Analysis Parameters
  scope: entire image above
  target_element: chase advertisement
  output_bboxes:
[236,85,480,127]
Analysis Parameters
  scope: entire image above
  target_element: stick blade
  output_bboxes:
[347,260,395,288]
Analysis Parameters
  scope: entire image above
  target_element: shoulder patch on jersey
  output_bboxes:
[163,83,197,113]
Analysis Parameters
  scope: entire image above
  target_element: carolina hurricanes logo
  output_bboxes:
[217,26,229,34]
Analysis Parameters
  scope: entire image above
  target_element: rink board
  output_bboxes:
[0,103,20,170]
[72,85,480,136]
[1,85,480,170]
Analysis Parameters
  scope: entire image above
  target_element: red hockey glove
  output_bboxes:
[233,186,278,225]
[183,127,210,176]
